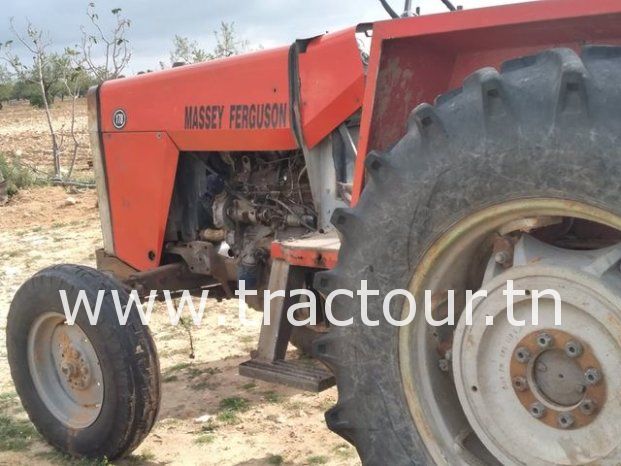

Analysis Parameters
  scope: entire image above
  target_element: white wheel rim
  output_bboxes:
[27,313,104,429]
[453,236,621,465]
[398,199,621,465]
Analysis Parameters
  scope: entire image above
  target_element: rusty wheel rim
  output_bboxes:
[27,313,104,429]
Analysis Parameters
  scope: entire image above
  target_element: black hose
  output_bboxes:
[440,0,457,11]
[379,0,399,18]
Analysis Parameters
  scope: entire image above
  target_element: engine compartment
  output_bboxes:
[164,151,316,289]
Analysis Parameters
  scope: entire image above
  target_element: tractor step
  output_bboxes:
[239,359,335,392]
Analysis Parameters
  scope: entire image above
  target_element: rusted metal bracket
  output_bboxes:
[96,248,225,298]
[270,230,340,269]
[166,241,234,297]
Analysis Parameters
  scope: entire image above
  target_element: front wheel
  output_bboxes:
[7,265,161,459]
[315,46,621,465]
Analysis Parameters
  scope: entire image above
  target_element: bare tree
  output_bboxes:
[209,22,249,59]
[169,35,208,65]
[167,22,250,68]
[58,50,88,182]
[0,65,12,108]
[0,168,6,205]
[80,3,131,82]
[1,19,62,180]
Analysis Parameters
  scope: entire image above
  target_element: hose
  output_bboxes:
[440,0,457,11]
[379,0,399,18]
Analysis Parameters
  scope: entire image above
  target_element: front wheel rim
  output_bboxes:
[27,313,104,429]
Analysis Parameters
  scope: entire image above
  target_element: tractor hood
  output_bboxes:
[96,26,366,152]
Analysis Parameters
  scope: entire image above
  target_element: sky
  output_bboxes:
[1,0,532,74]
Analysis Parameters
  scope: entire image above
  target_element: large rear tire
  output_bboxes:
[291,325,326,356]
[7,265,161,460]
[314,46,621,464]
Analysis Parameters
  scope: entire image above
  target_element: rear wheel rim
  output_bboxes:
[398,198,621,465]
[27,313,104,429]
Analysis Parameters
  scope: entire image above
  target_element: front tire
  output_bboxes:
[7,265,161,459]
[314,46,621,465]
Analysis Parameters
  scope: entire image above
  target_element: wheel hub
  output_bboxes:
[57,334,93,390]
[510,329,604,429]
[452,235,621,464]
[27,313,104,429]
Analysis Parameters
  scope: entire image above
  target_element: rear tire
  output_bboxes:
[291,325,327,356]
[7,265,161,460]
[314,46,621,464]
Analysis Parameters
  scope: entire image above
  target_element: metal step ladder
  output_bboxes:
[238,260,335,392]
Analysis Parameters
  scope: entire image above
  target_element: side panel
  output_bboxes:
[298,28,366,149]
[103,132,179,270]
[87,86,114,255]
[352,0,621,204]
[99,47,297,152]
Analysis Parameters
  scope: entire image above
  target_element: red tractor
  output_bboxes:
[8,0,621,463]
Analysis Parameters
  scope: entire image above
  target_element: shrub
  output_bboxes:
[0,153,45,196]
[27,91,51,109]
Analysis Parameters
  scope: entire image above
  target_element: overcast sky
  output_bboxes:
[2,0,531,73]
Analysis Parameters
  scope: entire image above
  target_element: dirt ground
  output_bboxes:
[0,99,93,180]
[0,101,360,466]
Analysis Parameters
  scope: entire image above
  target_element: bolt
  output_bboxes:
[515,347,531,364]
[580,399,597,416]
[565,340,583,358]
[585,368,602,385]
[512,376,528,392]
[60,362,75,378]
[529,402,546,419]
[537,332,554,349]
[557,413,575,429]
[495,251,510,265]
[438,359,450,372]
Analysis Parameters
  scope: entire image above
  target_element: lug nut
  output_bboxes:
[580,399,597,416]
[536,332,554,349]
[515,347,531,364]
[529,402,546,419]
[495,251,510,265]
[512,376,528,392]
[565,340,583,358]
[585,367,602,385]
[557,413,575,429]
[60,362,75,377]
[438,359,450,372]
